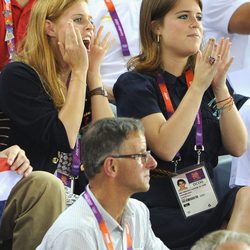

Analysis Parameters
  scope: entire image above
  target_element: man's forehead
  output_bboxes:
[122,132,146,148]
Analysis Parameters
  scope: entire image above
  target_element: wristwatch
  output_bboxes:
[89,87,108,97]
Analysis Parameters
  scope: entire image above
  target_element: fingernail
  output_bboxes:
[8,159,14,165]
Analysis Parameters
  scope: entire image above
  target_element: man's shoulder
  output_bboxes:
[37,197,99,249]
[48,197,97,232]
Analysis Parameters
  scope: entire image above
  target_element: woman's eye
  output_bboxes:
[178,14,188,20]
[196,15,202,21]
[74,17,82,23]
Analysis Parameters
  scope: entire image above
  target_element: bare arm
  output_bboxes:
[212,38,248,155]
[142,39,220,161]
[88,27,115,121]
[228,3,250,34]
[216,88,248,156]
[58,21,88,149]
[58,25,114,149]
[142,85,203,161]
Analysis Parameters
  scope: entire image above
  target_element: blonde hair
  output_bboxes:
[128,0,202,76]
[17,0,87,109]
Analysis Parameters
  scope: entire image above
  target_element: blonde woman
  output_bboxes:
[0,0,114,193]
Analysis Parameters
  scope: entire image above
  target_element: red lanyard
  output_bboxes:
[83,190,133,250]
[158,70,193,115]
[157,70,204,167]
[3,0,16,62]
[104,0,130,56]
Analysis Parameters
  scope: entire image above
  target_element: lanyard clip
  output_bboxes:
[171,156,181,173]
[194,145,204,164]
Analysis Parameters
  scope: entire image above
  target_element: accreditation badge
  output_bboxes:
[171,162,218,218]
[56,171,74,194]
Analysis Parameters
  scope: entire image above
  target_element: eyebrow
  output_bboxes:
[72,13,93,19]
[175,10,202,15]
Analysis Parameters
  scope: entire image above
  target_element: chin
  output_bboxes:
[183,50,198,59]
[134,186,148,194]
[141,184,150,192]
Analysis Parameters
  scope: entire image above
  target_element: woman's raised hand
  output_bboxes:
[192,38,220,93]
[87,26,115,75]
[212,38,234,92]
[58,20,89,74]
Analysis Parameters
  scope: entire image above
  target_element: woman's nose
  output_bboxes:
[189,16,200,28]
[86,19,94,30]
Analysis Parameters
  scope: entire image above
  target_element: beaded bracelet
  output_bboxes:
[208,96,234,119]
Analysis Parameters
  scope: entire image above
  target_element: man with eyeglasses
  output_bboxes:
[37,117,169,250]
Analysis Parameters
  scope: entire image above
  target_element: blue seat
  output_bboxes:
[213,155,232,200]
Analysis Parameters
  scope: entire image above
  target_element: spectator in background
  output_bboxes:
[0,145,65,250]
[0,0,36,71]
[114,0,250,249]
[202,0,250,188]
[37,118,169,250]
[202,0,250,76]
[191,230,250,250]
[88,0,141,99]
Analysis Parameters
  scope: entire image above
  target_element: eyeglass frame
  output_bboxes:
[110,150,151,164]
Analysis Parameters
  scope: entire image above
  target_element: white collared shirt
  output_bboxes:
[37,185,169,250]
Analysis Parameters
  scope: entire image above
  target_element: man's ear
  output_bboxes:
[103,157,117,178]
[45,20,57,37]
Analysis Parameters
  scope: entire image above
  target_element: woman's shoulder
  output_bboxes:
[117,70,156,82]
[0,62,45,98]
[2,61,35,72]
[114,70,157,94]
[0,62,41,85]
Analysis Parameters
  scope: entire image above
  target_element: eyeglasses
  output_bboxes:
[110,150,151,164]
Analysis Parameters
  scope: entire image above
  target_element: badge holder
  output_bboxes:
[171,162,218,218]
[56,171,75,194]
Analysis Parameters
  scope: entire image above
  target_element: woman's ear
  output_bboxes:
[103,157,117,178]
[45,20,57,37]
[151,20,161,36]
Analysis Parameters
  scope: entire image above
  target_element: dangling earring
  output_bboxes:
[157,34,160,43]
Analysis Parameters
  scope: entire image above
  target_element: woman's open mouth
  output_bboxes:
[83,39,90,51]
